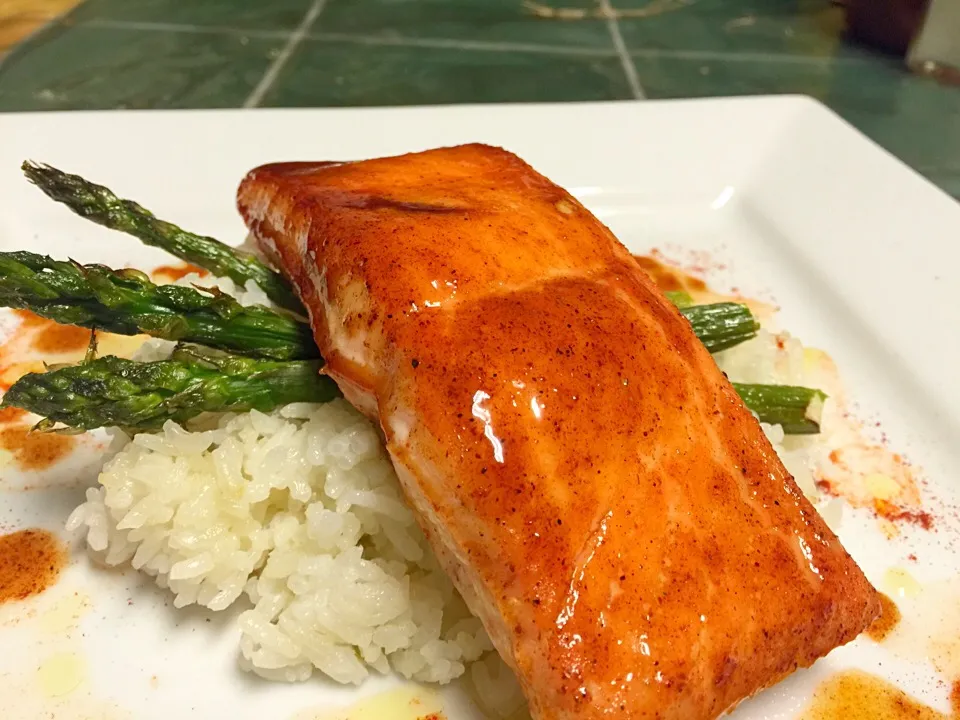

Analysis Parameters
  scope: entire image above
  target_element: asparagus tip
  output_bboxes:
[21,159,48,182]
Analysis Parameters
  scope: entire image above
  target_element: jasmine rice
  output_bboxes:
[67,398,491,685]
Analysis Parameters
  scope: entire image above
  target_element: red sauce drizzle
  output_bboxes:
[152,263,209,282]
[874,499,935,530]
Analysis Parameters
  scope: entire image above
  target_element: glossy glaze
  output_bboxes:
[237,144,880,720]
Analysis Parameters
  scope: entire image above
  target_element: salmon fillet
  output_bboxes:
[237,144,880,719]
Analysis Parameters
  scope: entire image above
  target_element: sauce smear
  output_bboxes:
[152,263,209,282]
[0,406,27,424]
[13,310,91,354]
[0,425,76,470]
[0,529,66,603]
[0,309,146,391]
[32,323,91,354]
[801,671,949,719]
[633,255,707,293]
[868,592,903,642]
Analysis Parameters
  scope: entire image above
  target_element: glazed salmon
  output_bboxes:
[237,144,880,720]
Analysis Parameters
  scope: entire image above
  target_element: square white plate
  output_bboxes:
[1,97,958,719]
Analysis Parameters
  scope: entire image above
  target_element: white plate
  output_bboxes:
[1,97,959,719]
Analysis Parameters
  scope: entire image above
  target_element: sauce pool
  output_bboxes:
[801,670,950,719]
[13,310,91,354]
[32,323,91,354]
[0,529,66,603]
[868,592,903,642]
[633,255,707,293]
[0,425,76,470]
[0,406,27,424]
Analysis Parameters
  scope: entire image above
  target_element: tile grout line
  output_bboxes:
[71,18,881,66]
[310,31,615,57]
[78,19,615,57]
[82,17,290,39]
[600,0,646,99]
[631,47,861,63]
[243,0,328,109]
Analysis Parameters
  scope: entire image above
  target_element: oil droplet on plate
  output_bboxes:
[799,670,947,719]
[292,685,443,720]
[873,576,960,704]
[40,591,92,635]
[883,567,923,599]
[37,652,86,698]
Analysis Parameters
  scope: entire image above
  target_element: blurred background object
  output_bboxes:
[0,0,83,54]
[906,0,960,85]
[846,0,959,85]
[844,0,928,56]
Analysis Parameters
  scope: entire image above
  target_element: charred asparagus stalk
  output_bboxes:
[0,251,317,361]
[2,345,340,432]
[22,161,302,312]
[732,383,827,435]
[680,302,760,353]
[21,161,760,352]
[3,346,823,435]
[0,248,757,362]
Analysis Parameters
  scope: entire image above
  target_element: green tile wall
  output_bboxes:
[0,0,956,197]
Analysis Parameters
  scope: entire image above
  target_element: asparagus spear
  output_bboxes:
[1,247,757,361]
[1,345,823,434]
[2,345,340,432]
[680,302,759,353]
[732,383,827,435]
[0,251,317,361]
[21,161,760,352]
[22,161,302,313]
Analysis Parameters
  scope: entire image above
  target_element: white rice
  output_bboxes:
[71,272,491,685]
[67,399,491,685]
[65,275,840,700]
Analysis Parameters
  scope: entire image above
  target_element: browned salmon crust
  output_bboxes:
[237,144,880,720]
